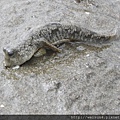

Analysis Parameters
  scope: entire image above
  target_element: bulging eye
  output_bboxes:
[8,51,14,56]
[3,47,14,57]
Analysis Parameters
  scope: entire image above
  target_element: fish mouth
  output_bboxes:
[3,53,12,68]
[4,57,11,68]
[3,47,12,67]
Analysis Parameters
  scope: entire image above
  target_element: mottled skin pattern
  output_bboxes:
[3,23,112,67]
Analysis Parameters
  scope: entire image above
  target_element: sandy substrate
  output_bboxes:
[0,0,120,114]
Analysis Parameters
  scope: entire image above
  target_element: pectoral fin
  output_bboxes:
[34,48,46,57]
[43,41,61,52]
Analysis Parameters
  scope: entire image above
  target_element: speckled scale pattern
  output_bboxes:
[34,23,111,44]
[3,23,112,67]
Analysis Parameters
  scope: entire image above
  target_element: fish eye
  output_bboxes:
[8,51,14,56]
[3,47,15,57]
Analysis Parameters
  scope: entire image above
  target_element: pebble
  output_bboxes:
[76,46,85,51]
[12,65,20,70]
[0,104,5,108]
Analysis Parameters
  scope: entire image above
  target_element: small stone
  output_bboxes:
[12,65,20,70]
[76,46,85,51]
[42,81,61,92]
[85,63,89,68]
[85,11,90,15]
[0,104,5,108]
[86,54,90,57]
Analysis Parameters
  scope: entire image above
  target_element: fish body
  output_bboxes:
[3,23,113,67]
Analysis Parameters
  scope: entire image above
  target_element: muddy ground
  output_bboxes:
[0,0,120,114]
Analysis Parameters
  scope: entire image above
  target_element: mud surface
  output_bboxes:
[0,0,120,114]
